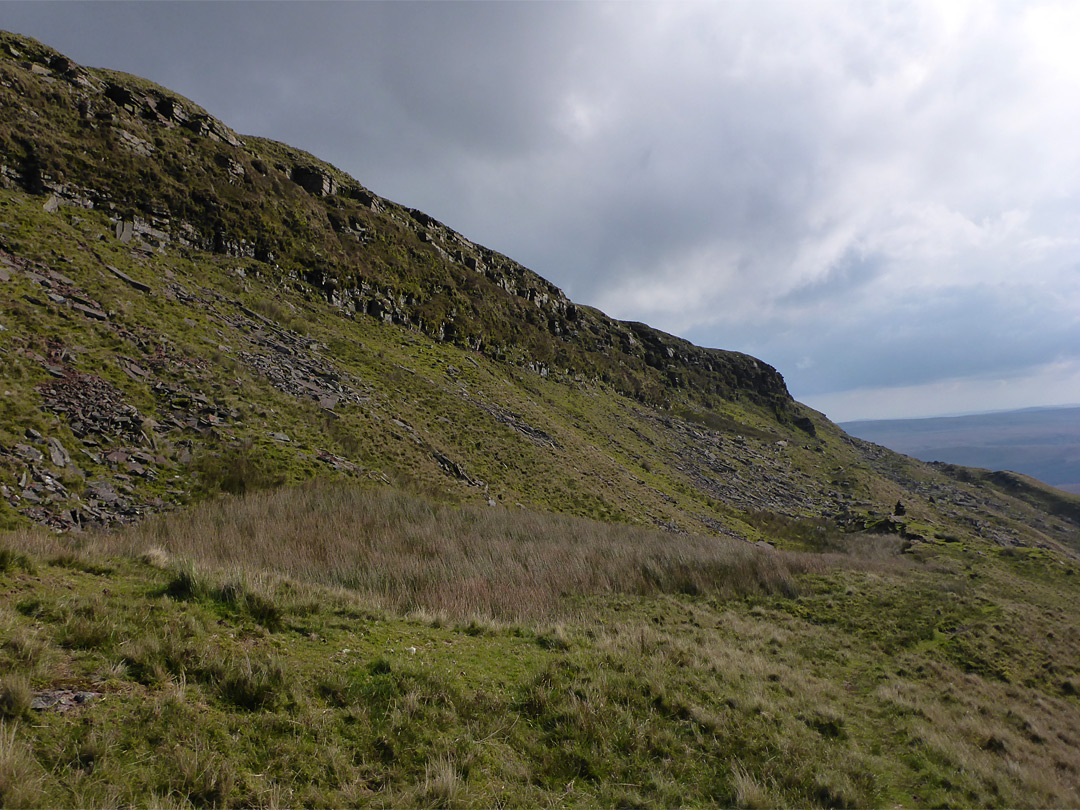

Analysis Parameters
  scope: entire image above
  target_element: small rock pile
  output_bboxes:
[223,305,370,409]
[0,423,163,530]
[151,381,235,435]
[0,442,80,531]
[36,372,145,441]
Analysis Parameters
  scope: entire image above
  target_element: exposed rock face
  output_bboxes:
[0,30,795,415]
[291,165,337,196]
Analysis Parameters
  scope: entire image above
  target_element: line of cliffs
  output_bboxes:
[0,30,810,430]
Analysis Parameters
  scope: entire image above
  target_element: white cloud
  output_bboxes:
[805,358,1080,422]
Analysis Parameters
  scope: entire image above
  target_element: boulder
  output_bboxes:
[103,82,138,113]
[153,96,186,124]
[106,264,151,293]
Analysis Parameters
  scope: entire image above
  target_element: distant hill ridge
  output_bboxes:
[842,406,1080,494]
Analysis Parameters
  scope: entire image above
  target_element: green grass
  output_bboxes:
[0,183,830,540]
[0,489,1078,808]
[0,28,798,422]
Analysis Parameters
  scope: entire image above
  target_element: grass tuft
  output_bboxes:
[0,676,31,721]
[0,722,43,808]
[217,653,289,711]
[0,617,51,678]
[418,755,463,809]
[170,740,236,807]
[164,562,214,601]
[166,564,284,629]
[141,547,172,569]
[0,545,34,575]
[217,577,283,631]
[731,762,772,809]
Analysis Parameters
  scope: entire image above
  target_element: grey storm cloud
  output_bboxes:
[727,282,1080,395]
[5,1,1080,421]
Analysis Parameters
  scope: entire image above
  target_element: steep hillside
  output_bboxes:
[1,30,1078,553]
[1,31,1079,808]
[0,31,793,413]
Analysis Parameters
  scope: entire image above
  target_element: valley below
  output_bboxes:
[843,408,1080,496]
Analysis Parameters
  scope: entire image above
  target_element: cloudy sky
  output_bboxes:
[6,1,1080,421]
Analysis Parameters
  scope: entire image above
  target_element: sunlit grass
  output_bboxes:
[1,501,1078,807]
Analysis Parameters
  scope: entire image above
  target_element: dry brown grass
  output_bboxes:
[7,482,838,621]
[0,721,43,809]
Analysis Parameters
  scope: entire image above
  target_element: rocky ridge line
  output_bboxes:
[0,30,798,417]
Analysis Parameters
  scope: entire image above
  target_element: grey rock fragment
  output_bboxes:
[86,480,120,503]
[31,689,101,712]
[47,437,70,467]
[70,301,108,321]
[15,444,43,463]
[106,264,151,293]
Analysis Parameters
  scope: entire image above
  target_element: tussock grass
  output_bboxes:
[0,722,43,809]
[0,609,53,678]
[168,738,236,807]
[731,761,772,809]
[0,542,35,575]
[0,676,31,721]
[35,482,836,621]
[417,755,463,809]
[164,563,284,629]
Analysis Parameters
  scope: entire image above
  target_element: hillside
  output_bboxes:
[1,31,1079,808]
[843,407,1080,495]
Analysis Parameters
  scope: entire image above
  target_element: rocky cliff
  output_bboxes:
[0,31,796,417]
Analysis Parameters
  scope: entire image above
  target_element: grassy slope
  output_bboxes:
[0,187,793,532]
[1,493,1079,809]
[4,186,1079,561]
[0,31,795,419]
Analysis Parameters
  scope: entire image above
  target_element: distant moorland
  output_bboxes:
[843,406,1080,494]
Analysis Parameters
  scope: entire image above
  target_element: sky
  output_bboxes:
[5,1,1080,422]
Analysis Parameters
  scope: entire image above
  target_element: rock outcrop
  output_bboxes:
[0,29,795,417]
